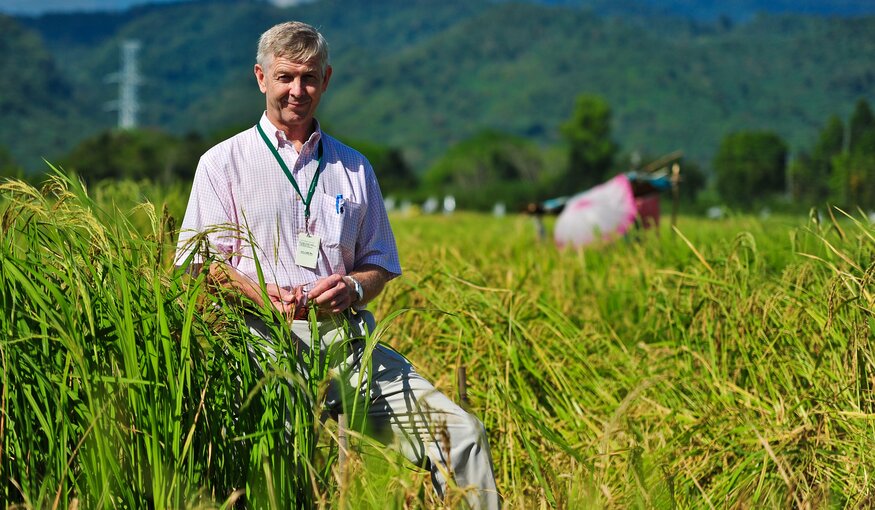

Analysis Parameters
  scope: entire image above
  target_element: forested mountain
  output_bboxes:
[0,15,95,170]
[565,0,875,19]
[5,0,873,19]
[3,0,874,173]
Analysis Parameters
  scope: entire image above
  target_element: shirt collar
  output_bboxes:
[257,112,323,154]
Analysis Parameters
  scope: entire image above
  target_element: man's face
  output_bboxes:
[255,55,332,137]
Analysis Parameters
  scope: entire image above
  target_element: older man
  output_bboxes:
[175,21,499,508]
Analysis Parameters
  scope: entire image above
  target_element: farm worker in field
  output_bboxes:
[174,21,499,509]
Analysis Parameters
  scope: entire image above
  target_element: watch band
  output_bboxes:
[345,275,364,303]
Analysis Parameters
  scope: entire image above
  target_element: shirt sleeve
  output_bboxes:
[354,162,401,278]
[174,155,238,268]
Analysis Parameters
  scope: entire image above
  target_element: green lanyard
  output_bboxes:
[256,122,324,229]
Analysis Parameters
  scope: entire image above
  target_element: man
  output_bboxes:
[175,21,499,508]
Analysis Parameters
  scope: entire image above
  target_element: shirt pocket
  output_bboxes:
[316,192,362,259]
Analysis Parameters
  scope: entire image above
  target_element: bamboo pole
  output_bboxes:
[457,365,469,408]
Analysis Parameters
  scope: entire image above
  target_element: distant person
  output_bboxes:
[174,21,499,508]
[526,202,546,241]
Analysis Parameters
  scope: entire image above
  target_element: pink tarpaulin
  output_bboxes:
[554,174,638,248]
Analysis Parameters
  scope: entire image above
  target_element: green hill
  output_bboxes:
[323,3,875,168]
[0,15,98,170]
[5,0,875,174]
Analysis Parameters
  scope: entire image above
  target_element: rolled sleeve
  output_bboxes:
[174,157,238,268]
[354,165,401,278]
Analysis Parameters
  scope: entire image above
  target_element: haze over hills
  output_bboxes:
[4,0,875,18]
[0,0,317,15]
[2,0,874,175]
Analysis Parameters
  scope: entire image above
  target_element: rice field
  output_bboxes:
[1,173,873,508]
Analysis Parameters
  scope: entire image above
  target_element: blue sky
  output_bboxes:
[0,0,319,14]
[0,0,187,15]
[3,0,872,19]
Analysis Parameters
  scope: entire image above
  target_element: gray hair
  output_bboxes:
[256,21,330,75]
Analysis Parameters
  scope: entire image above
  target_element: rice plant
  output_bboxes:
[378,209,875,507]
[0,171,358,508]
[2,172,873,508]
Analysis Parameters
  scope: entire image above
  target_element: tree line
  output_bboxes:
[2,95,873,213]
[713,98,875,210]
[7,2,875,180]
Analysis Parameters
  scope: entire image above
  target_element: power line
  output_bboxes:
[106,39,141,129]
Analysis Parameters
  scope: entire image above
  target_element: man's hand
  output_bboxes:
[307,274,356,317]
[307,264,392,317]
[264,283,297,318]
[206,262,392,320]
[208,262,305,320]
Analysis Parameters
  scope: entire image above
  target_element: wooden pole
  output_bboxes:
[337,413,349,495]
[641,150,683,174]
[457,365,469,408]
[671,162,681,228]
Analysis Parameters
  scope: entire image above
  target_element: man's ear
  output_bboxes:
[254,63,268,93]
[322,65,333,92]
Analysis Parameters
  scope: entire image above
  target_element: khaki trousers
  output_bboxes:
[245,311,500,509]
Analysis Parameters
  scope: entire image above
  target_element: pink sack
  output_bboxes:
[554,174,637,248]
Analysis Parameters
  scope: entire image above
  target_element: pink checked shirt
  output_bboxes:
[175,113,401,290]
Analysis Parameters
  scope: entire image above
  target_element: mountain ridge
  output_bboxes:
[3,0,874,174]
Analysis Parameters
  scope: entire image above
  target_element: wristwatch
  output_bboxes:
[345,275,364,304]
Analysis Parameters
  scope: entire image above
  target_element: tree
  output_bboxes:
[790,113,849,205]
[829,151,875,209]
[791,100,875,208]
[713,131,787,206]
[0,145,24,180]
[849,98,875,156]
[812,115,845,167]
[678,159,706,202]
[62,129,205,184]
[789,152,818,204]
[345,139,417,197]
[829,99,875,208]
[422,130,545,210]
[558,94,617,192]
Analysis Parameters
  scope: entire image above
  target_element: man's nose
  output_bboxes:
[289,78,304,97]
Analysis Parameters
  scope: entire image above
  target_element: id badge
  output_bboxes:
[295,234,321,269]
